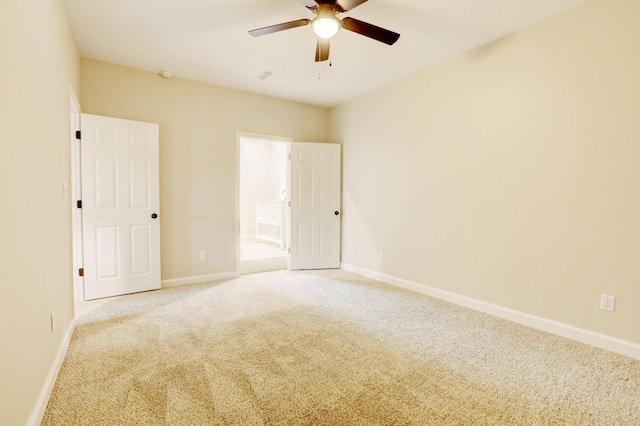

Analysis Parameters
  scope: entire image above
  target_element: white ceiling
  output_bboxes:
[63,0,589,108]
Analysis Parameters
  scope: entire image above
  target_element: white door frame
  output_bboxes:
[69,87,83,304]
[235,131,293,275]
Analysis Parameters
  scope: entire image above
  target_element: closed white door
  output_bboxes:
[288,142,341,270]
[81,114,161,300]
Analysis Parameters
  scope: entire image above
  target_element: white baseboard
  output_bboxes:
[341,263,640,360]
[28,319,75,426]
[162,272,239,288]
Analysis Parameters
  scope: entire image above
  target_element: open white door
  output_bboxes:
[288,142,341,270]
[81,114,161,300]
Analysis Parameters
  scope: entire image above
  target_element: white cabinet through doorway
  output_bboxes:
[256,200,285,250]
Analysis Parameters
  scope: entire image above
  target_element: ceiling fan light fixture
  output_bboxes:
[247,0,401,63]
[312,16,340,39]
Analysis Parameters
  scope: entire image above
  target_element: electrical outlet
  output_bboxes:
[199,251,207,261]
[379,251,384,261]
[50,310,56,331]
[600,294,615,312]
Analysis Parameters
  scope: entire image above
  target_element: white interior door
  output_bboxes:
[81,114,160,300]
[288,142,341,270]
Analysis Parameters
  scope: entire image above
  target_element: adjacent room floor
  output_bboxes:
[240,239,285,261]
[240,239,286,274]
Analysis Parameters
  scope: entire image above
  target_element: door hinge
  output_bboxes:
[288,247,291,253]
[78,268,84,277]
[75,130,81,140]
[77,200,82,209]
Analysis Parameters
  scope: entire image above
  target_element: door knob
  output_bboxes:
[334,211,339,216]
[151,213,158,219]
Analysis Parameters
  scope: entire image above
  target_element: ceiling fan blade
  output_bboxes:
[248,19,311,37]
[335,0,369,12]
[315,38,330,62]
[297,0,319,9]
[341,17,400,45]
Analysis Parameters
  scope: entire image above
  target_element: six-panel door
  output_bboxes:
[289,142,341,270]
[81,114,160,300]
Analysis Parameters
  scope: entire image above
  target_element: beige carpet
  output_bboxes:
[43,270,640,425]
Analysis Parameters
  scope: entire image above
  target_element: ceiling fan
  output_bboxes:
[248,0,400,62]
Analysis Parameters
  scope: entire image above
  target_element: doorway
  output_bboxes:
[237,134,291,274]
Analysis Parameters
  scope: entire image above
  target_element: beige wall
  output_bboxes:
[330,0,640,344]
[80,60,329,281]
[0,0,80,424]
